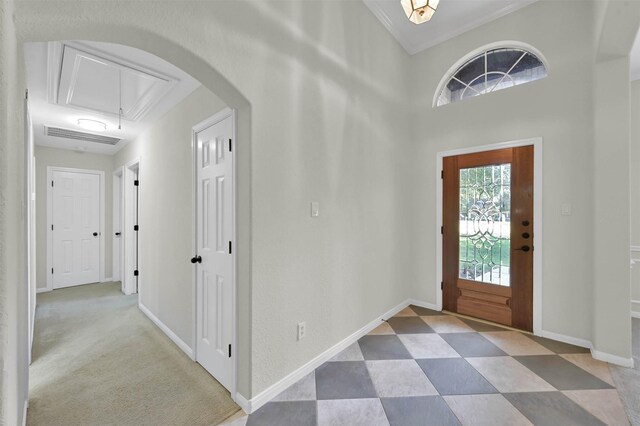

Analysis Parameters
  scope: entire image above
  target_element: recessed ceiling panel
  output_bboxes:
[57,45,174,121]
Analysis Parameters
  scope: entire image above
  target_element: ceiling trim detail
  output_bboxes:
[363,0,539,55]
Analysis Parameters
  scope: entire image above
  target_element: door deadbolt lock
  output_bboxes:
[522,232,530,239]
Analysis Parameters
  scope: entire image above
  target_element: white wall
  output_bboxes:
[113,86,227,350]
[631,80,640,317]
[34,147,114,289]
[0,0,29,423]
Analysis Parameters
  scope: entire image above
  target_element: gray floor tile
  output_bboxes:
[272,372,316,401]
[317,398,390,426]
[458,318,508,332]
[246,401,317,426]
[504,392,606,425]
[315,361,377,400]
[358,335,413,360]
[381,396,461,426]
[440,332,507,357]
[525,335,591,354]
[514,355,614,390]
[387,317,435,334]
[409,305,443,316]
[416,358,498,395]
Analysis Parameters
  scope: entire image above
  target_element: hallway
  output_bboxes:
[28,282,238,425]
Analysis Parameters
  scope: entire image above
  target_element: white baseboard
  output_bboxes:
[407,298,440,311]
[591,349,635,368]
[36,287,50,293]
[632,300,640,318]
[234,392,250,414]
[102,277,113,283]
[537,329,592,349]
[238,298,411,414]
[138,302,194,359]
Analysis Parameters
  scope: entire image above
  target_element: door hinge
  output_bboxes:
[228,241,232,254]
[134,225,139,231]
[134,180,139,187]
[441,226,443,234]
[441,170,444,179]
[441,281,444,290]
[25,89,29,100]
[51,180,54,187]
[228,344,232,358]
[134,270,139,276]
[51,224,54,231]
[229,139,232,152]
[51,268,54,274]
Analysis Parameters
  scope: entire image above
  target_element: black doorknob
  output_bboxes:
[522,220,530,226]
[522,232,530,239]
[191,256,202,264]
[93,232,98,237]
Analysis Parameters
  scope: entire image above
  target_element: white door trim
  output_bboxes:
[123,159,140,295]
[46,166,106,291]
[191,107,237,400]
[113,167,124,286]
[435,137,543,335]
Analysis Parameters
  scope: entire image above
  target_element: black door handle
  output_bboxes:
[93,232,98,237]
[191,256,202,264]
[115,232,121,236]
[515,245,531,252]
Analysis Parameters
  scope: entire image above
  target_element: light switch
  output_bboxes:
[311,202,319,217]
[561,203,572,216]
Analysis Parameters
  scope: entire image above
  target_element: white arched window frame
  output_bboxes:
[433,41,550,107]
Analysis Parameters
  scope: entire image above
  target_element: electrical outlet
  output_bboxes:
[297,322,306,340]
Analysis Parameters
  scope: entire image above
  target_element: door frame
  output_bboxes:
[46,166,106,291]
[113,167,124,286]
[436,137,543,334]
[123,159,140,295]
[191,107,237,400]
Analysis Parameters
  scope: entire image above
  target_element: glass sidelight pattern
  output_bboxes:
[459,164,511,286]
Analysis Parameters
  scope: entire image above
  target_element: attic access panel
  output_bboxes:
[56,44,175,122]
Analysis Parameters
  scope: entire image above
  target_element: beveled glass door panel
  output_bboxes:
[459,164,511,286]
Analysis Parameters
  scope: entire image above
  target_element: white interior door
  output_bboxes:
[195,113,234,391]
[52,170,101,288]
[112,171,122,283]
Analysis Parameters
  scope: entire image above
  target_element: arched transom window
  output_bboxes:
[436,46,548,107]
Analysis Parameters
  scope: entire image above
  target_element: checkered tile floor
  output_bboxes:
[225,305,629,426]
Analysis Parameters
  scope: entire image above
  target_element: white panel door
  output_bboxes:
[196,115,234,391]
[52,171,100,288]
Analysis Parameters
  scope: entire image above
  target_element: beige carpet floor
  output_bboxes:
[27,282,239,426]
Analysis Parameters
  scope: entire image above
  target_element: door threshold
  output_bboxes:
[442,310,534,335]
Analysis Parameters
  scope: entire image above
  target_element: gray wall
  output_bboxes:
[35,147,114,289]
[113,86,227,347]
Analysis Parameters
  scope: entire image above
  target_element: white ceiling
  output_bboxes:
[363,0,539,55]
[24,41,201,155]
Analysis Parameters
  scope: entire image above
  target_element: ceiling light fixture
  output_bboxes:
[77,119,106,132]
[401,0,439,24]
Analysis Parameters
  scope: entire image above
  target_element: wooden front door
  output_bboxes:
[443,146,534,331]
